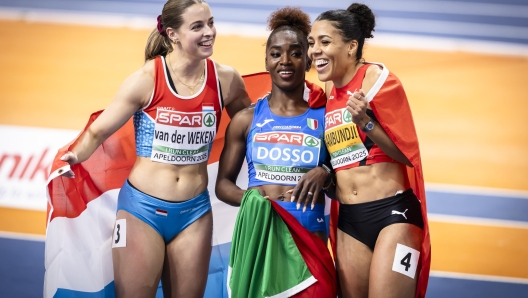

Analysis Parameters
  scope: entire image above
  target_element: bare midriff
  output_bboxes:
[250,184,325,205]
[127,156,209,202]
[335,162,406,205]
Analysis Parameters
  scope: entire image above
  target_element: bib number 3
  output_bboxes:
[392,243,420,278]
[112,219,127,248]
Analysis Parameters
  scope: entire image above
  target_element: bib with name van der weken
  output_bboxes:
[133,56,223,165]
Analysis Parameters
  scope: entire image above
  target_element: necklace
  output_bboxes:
[167,54,205,95]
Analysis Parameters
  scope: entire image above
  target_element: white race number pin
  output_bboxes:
[112,219,127,248]
[392,243,419,278]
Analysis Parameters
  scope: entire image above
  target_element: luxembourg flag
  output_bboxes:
[44,72,328,298]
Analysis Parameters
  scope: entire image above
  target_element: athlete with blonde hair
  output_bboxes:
[60,0,250,296]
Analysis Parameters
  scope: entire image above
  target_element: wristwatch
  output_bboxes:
[361,120,375,133]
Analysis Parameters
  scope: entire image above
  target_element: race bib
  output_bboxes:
[324,108,367,168]
[151,105,216,164]
[252,131,321,185]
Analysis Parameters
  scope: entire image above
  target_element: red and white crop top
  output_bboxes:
[324,64,396,171]
[133,56,223,165]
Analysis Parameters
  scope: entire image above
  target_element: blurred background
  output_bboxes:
[0,0,527,297]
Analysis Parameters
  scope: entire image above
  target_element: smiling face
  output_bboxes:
[170,3,216,59]
[266,29,308,93]
[308,20,357,87]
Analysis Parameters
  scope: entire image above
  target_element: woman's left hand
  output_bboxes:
[290,166,329,212]
[346,90,370,128]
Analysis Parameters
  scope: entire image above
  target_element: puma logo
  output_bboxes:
[317,218,324,223]
[391,209,408,220]
[256,119,274,127]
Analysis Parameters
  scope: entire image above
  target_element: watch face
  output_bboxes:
[363,121,374,132]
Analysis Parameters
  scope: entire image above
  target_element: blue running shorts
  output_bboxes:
[117,180,212,243]
[275,201,327,234]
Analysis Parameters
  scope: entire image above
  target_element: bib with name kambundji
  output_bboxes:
[324,107,367,168]
[324,64,372,169]
[133,56,223,165]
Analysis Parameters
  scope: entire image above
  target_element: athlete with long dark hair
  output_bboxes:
[308,3,430,298]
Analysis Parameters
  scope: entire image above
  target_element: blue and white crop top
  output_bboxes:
[246,97,327,187]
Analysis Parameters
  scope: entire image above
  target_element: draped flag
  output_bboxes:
[327,64,431,298]
[44,72,328,297]
[228,190,336,298]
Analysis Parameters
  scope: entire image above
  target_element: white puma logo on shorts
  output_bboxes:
[391,209,408,220]
[317,218,324,223]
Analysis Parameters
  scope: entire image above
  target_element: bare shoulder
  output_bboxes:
[214,61,249,110]
[225,104,254,140]
[114,59,156,107]
[123,59,155,85]
[215,61,238,80]
[365,63,383,81]
[230,104,255,127]
[362,63,383,93]
[142,58,156,73]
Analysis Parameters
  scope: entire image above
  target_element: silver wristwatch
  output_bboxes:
[361,120,375,133]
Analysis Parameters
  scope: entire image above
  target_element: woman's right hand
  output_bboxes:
[59,151,78,178]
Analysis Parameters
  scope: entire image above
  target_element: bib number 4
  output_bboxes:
[400,252,412,271]
[392,243,420,278]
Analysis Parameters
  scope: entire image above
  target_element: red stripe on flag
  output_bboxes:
[155,209,168,216]
[270,200,337,297]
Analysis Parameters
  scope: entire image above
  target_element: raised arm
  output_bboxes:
[348,65,412,167]
[215,107,254,206]
[61,61,155,167]
[216,63,251,118]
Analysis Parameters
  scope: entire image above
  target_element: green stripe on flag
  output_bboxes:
[228,189,313,298]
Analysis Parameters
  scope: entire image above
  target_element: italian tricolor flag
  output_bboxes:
[307,118,318,130]
[228,190,336,298]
